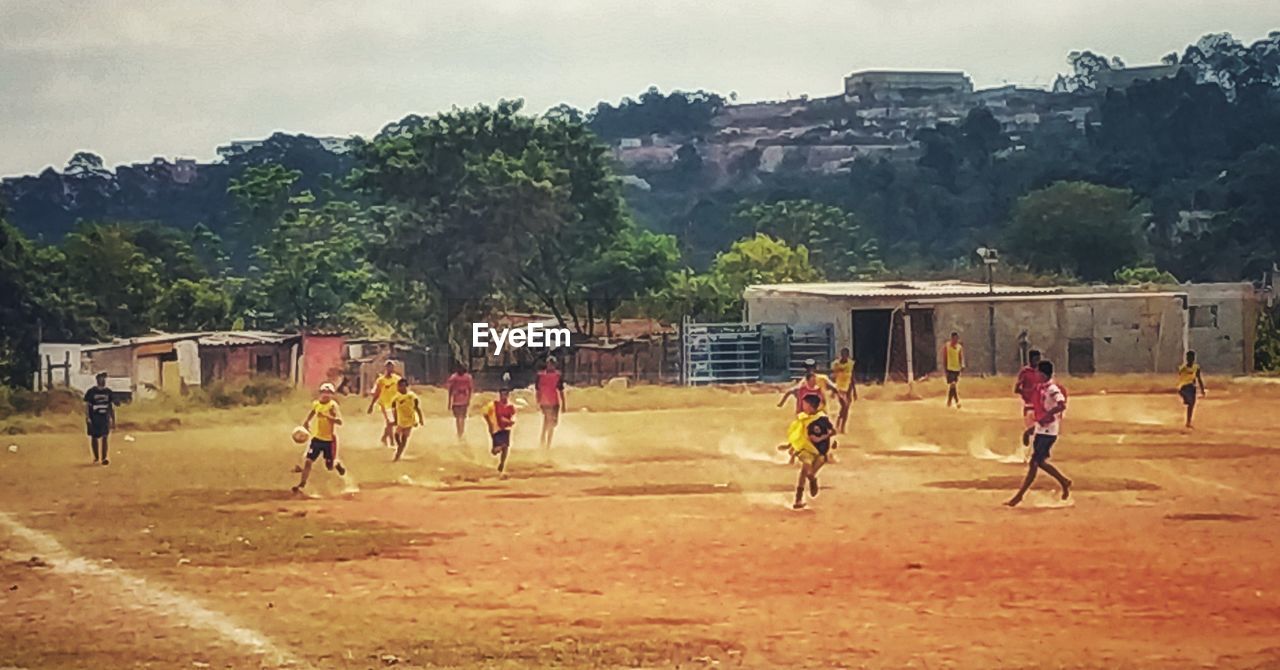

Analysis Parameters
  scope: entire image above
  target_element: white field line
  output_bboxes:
[0,511,308,669]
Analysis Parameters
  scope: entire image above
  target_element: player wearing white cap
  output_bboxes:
[294,382,347,493]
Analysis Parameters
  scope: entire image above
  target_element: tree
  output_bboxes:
[0,214,46,386]
[353,100,635,349]
[250,202,373,330]
[705,234,821,319]
[228,163,303,254]
[732,200,883,280]
[1114,265,1178,285]
[151,278,234,331]
[580,228,680,336]
[59,223,164,336]
[1005,182,1147,281]
[587,87,726,139]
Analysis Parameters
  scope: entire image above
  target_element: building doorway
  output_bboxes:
[852,309,891,382]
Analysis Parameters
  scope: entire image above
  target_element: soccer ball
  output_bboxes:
[291,426,310,444]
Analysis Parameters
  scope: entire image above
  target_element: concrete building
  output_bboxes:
[844,70,974,105]
[744,281,1259,382]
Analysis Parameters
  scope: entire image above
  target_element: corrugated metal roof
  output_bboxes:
[82,331,210,351]
[198,331,300,347]
[745,281,1061,299]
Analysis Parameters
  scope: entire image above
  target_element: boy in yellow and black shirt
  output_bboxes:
[391,378,424,462]
[294,383,347,493]
[776,394,836,509]
[1177,350,1206,428]
[367,360,402,448]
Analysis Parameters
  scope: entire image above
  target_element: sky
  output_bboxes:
[2,0,1279,177]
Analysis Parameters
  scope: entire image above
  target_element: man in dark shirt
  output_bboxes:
[83,372,115,465]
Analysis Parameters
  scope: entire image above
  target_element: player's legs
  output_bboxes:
[99,433,110,465]
[497,445,509,473]
[394,427,411,461]
[453,406,467,439]
[90,436,100,463]
[1006,459,1039,507]
[836,392,851,433]
[1039,460,1071,499]
[540,406,559,448]
[294,457,316,491]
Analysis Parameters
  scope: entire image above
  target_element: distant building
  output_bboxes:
[1094,64,1182,91]
[744,280,1261,381]
[844,70,974,105]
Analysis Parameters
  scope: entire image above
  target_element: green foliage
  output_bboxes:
[1256,307,1280,373]
[581,228,680,336]
[586,87,726,140]
[250,201,373,330]
[151,278,234,331]
[0,386,82,419]
[190,378,294,409]
[1006,182,1147,281]
[60,223,164,336]
[1114,265,1179,285]
[228,163,303,254]
[732,199,884,280]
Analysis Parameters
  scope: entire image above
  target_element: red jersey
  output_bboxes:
[445,372,473,407]
[536,369,563,407]
[1016,366,1040,407]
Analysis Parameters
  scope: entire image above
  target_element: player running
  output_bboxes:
[777,359,839,413]
[83,372,115,465]
[831,348,858,434]
[294,383,347,494]
[1013,349,1043,460]
[941,332,965,408]
[776,394,835,509]
[537,357,566,448]
[1177,350,1206,428]
[366,360,402,448]
[1007,360,1071,507]
[391,378,424,462]
[444,363,474,440]
[483,387,517,475]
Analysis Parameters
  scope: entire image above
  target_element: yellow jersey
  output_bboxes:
[831,359,854,391]
[374,373,402,408]
[483,399,516,434]
[391,391,419,429]
[944,343,964,372]
[786,411,824,456]
[1177,363,1200,388]
[311,399,340,441]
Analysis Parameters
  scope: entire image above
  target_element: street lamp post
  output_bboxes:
[977,247,1000,375]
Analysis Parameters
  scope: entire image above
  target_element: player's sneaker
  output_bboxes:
[809,477,819,497]
[101,459,109,466]
[335,463,347,476]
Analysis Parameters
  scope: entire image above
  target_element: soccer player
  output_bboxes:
[366,360,402,448]
[1014,349,1043,458]
[831,348,858,434]
[777,395,835,510]
[1177,350,1206,428]
[83,372,115,465]
[537,357,566,449]
[941,332,965,408]
[444,363,474,440]
[777,359,839,414]
[1006,360,1071,507]
[294,383,347,493]
[391,378,424,462]
[483,387,517,474]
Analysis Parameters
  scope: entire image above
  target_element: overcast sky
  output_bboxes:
[2,0,1278,177]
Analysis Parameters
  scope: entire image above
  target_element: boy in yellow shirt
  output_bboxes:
[830,347,857,433]
[1177,350,1206,428]
[293,383,347,493]
[366,360,402,448]
[391,378,424,462]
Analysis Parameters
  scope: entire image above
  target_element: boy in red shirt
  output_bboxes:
[444,363,474,440]
[483,388,517,475]
[1013,349,1042,460]
[536,357,566,448]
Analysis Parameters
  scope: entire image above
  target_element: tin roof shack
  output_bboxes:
[744,281,1210,381]
[197,332,302,387]
[41,332,208,399]
[342,339,431,395]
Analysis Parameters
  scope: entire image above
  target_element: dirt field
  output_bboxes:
[2,377,1279,669]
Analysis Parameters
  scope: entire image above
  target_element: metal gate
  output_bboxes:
[682,320,834,385]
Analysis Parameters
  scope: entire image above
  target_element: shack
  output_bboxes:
[744,281,1261,381]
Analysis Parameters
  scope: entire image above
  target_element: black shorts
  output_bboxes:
[945,370,961,384]
[306,438,335,464]
[1179,384,1197,407]
[1032,433,1057,461]
[813,439,831,456]
[87,415,111,438]
[490,430,510,453]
